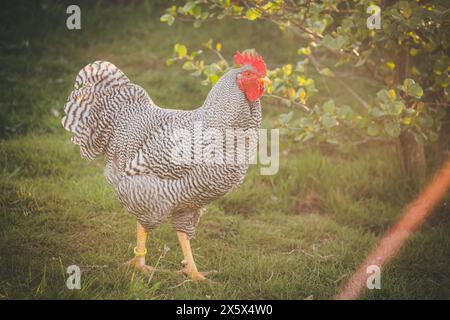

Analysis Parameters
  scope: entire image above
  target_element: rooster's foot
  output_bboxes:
[178,260,218,281]
[124,257,156,276]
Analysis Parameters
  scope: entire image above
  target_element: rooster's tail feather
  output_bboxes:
[61,61,130,160]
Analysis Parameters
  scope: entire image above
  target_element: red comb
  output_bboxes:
[234,51,266,77]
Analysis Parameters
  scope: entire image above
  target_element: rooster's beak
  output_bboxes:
[260,76,270,84]
[259,76,271,89]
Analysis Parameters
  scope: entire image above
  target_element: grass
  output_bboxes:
[0,1,449,300]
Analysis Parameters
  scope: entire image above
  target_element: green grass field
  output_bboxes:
[0,2,449,300]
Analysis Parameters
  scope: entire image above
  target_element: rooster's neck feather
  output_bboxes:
[198,69,261,129]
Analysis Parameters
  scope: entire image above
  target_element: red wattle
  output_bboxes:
[238,79,264,102]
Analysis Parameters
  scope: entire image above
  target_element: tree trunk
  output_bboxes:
[397,131,426,183]
[394,45,427,182]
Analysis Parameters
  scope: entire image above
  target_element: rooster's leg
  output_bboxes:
[176,231,216,281]
[124,222,155,275]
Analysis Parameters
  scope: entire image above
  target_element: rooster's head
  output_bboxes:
[234,51,268,102]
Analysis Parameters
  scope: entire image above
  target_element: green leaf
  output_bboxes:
[388,101,405,115]
[384,121,401,138]
[320,35,348,50]
[367,122,381,136]
[209,74,219,85]
[282,64,293,76]
[418,113,433,128]
[175,44,188,58]
[319,68,334,77]
[410,48,419,56]
[204,39,213,49]
[191,6,202,18]
[322,100,335,114]
[296,132,314,142]
[297,47,311,56]
[399,1,412,19]
[191,49,203,57]
[403,78,414,88]
[371,107,385,118]
[429,131,439,142]
[262,2,273,11]
[191,69,202,77]
[167,5,177,15]
[321,115,338,129]
[160,14,175,26]
[245,8,261,20]
[385,62,395,71]
[182,1,196,13]
[282,99,292,108]
[232,5,244,15]
[165,58,175,66]
[355,57,367,68]
[336,105,352,118]
[182,61,195,71]
[279,111,294,124]
[326,138,339,145]
[403,78,423,98]
[376,89,391,103]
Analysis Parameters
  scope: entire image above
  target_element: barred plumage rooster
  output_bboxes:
[61,51,267,280]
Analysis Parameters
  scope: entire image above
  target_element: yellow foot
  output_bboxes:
[178,260,218,281]
[187,270,216,281]
[124,257,173,276]
[124,257,156,276]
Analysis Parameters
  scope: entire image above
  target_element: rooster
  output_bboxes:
[61,51,268,280]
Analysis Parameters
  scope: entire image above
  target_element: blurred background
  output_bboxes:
[0,0,449,299]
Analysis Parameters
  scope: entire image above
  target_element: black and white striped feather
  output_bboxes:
[62,61,261,239]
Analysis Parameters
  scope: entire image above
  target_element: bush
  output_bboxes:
[161,0,449,164]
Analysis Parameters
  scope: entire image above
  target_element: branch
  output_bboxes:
[335,79,371,110]
[207,47,229,68]
[308,54,372,110]
[351,137,394,146]
[265,94,311,113]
